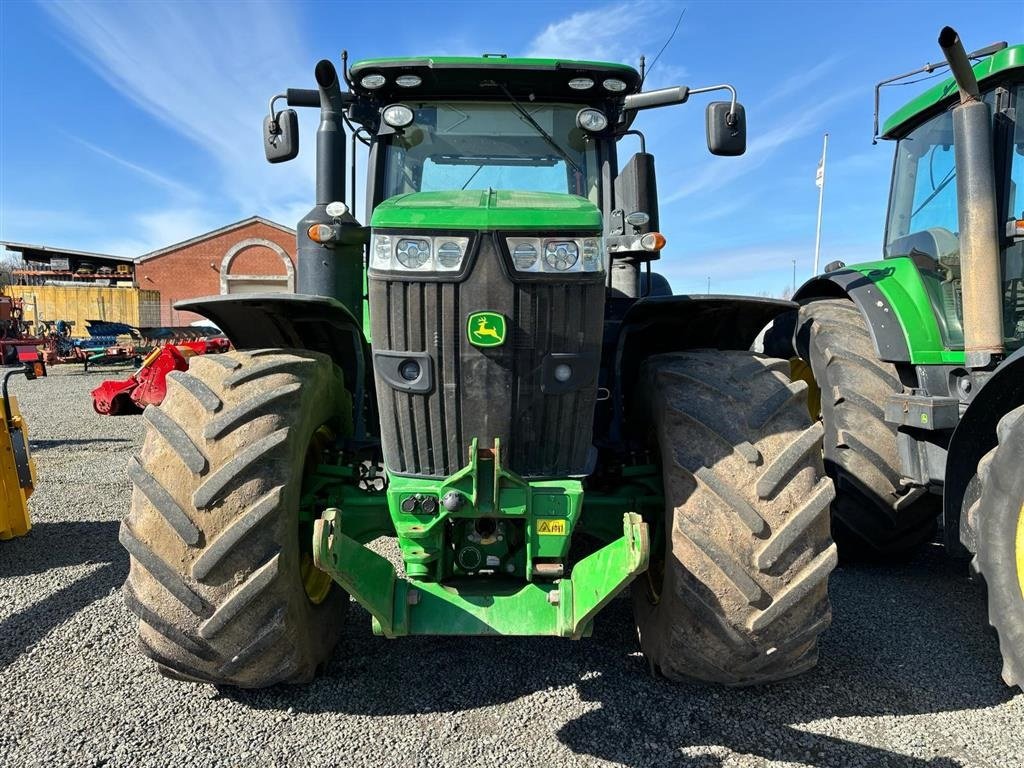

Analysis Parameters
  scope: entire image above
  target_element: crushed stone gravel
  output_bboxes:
[1,365,1021,767]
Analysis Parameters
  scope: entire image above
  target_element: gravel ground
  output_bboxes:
[1,365,1022,768]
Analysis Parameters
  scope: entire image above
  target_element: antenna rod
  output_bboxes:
[872,40,1006,142]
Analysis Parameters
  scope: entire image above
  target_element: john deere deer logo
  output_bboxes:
[467,311,506,347]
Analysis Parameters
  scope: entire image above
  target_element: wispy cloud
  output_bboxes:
[41,0,318,245]
[663,86,861,203]
[102,208,228,257]
[762,55,844,103]
[525,2,688,86]
[65,134,197,200]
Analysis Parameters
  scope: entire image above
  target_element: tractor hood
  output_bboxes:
[370,190,602,231]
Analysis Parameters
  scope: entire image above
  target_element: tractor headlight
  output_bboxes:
[382,104,415,128]
[545,241,579,271]
[360,73,386,89]
[576,108,608,133]
[435,240,466,269]
[396,238,431,269]
[511,241,539,271]
[371,234,469,272]
[505,236,605,274]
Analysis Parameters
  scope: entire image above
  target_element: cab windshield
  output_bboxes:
[381,102,600,202]
[885,87,1024,352]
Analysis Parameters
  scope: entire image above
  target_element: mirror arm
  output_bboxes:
[688,84,739,124]
[622,83,739,124]
[622,86,690,112]
[267,94,287,132]
[286,88,322,108]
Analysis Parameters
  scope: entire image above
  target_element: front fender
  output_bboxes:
[944,346,1024,555]
[176,293,374,438]
[792,258,962,365]
[612,295,795,437]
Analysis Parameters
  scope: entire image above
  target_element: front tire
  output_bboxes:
[632,351,837,685]
[773,299,939,558]
[975,404,1024,691]
[121,349,350,687]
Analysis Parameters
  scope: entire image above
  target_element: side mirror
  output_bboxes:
[706,102,746,156]
[264,108,299,163]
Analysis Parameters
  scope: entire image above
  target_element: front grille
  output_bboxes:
[369,234,605,478]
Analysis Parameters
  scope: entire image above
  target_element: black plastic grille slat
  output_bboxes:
[369,237,604,478]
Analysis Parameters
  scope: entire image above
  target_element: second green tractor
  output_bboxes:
[765,27,1024,691]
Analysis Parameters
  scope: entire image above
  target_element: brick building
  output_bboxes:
[134,216,296,325]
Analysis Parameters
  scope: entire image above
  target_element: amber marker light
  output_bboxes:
[307,224,336,243]
[640,232,666,251]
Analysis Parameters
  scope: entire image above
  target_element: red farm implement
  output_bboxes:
[90,338,230,415]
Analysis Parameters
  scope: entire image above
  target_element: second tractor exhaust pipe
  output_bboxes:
[939,26,1004,367]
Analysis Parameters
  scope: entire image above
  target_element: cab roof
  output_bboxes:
[881,44,1024,139]
[349,55,642,101]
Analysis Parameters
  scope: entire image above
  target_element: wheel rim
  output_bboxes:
[1016,502,1024,600]
[300,425,336,605]
[789,357,821,420]
[301,551,333,605]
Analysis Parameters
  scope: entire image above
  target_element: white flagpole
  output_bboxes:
[813,132,829,276]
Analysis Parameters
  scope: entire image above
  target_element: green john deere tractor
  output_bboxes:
[120,52,838,688]
[765,28,1024,690]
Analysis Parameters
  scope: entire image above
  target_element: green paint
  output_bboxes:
[370,189,602,231]
[383,439,584,580]
[467,311,506,347]
[840,257,966,365]
[882,44,1024,138]
[314,507,647,637]
[303,438,658,637]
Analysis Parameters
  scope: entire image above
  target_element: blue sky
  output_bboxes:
[1,0,1020,296]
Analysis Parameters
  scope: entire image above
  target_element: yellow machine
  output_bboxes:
[0,361,46,540]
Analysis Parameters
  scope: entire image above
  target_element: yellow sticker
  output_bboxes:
[537,519,566,535]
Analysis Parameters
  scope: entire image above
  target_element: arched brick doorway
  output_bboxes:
[220,238,295,294]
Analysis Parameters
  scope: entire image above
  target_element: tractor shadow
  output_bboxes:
[226,542,1012,767]
[29,438,132,450]
[0,520,127,671]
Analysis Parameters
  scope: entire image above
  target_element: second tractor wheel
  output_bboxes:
[633,350,838,685]
[121,348,350,687]
[780,299,939,558]
[974,404,1024,691]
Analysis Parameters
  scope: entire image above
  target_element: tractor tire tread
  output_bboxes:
[975,404,1024,690]
[632,350,836,686]
[165,370,223,413]
[122,348,348,688]
[143,405,208,474]
[126,456,200,546]
[795,299,937,558]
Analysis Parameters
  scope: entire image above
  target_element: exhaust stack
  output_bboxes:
[939,26,1004,367]
[296,60,364,321]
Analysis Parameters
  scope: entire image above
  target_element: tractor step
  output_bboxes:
[313,508,648,638]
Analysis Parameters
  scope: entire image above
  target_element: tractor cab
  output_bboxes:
[880,47,1024,353]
